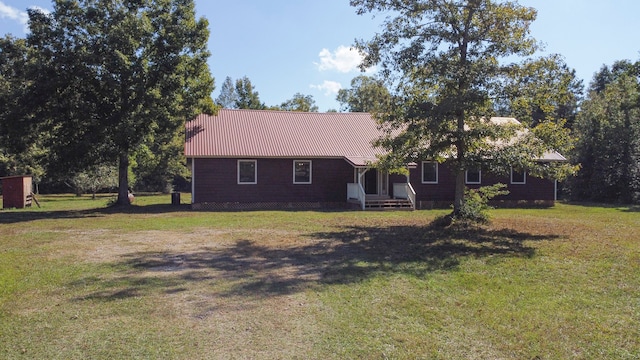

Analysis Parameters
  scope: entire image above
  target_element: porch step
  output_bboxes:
[364,198,414,210]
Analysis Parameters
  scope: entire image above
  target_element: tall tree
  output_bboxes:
[0,35,47,180]
[216,76,237,109]
[571,60,640,203]
[27,0,215,205]
[497,54,583,128]
[336,75,391,113]
[279,93,319,112]
[235,76,266,110]
[352,0,575,216]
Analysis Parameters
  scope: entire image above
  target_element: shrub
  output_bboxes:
[455,183,509,224]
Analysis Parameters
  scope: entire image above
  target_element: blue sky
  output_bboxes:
[2,1,639,112]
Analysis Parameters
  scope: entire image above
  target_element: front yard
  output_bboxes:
[1,194,638,359]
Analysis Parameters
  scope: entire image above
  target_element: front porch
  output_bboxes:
[347,168,416,210]
[348,194,414,210]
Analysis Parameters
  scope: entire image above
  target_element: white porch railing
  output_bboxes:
[347,183,366,210]
[393,182,416,209]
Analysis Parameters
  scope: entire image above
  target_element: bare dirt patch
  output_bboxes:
[52,227,327,357]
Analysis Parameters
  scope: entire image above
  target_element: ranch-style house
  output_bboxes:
[185,109,565,210]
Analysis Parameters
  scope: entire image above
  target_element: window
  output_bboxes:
[511,167,526,184]
[238,160,257,184]
[422,161,438,184]
[293,160,312,184]
[466,167,481,184]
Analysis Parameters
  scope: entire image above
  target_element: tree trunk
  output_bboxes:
[453,109,467,216]
[453,169,466,215]
[116,152,130,205]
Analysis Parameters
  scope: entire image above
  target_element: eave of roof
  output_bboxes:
[185,109,567,164]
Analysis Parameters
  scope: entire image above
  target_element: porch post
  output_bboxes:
[358,168,367,185]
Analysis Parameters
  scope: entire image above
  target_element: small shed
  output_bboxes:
[1,175,33,209]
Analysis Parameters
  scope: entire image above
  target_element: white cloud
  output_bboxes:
[310,80,343,96]
[315,45,365,73]
[0,1,29,26]
[0,2,50,33]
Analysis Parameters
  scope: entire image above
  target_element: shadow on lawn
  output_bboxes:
[72,221,560,303]
[0,203,191,224]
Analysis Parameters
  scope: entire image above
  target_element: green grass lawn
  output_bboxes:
[1,194,638,359]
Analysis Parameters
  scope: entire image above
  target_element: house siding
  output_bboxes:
[193,158,354,205]
[409,163,556,208]
[192,158,557,209]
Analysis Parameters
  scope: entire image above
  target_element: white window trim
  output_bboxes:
[510,167,527,184]
[293,160,312,184]
[421,161,438,184]
[237,159,257,184]
[465,168,481,184]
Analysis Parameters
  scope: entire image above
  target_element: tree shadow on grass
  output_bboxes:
[70,221,560,304]
[0,203,192,224]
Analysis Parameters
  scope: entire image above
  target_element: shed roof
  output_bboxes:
[185,109,565,165]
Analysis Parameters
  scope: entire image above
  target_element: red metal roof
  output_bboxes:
[185,109,566,164]
[185,109,385,166]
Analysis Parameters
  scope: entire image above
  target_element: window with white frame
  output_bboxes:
[465,167,481,184]
[293,160,312,184]
[422,161,438,183]
[511,167,526,184]
[238,160,257,184]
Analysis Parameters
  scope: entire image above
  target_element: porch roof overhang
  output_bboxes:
[540,151,567,162]
[344,155,379,167]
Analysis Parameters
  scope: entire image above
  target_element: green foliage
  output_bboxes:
[26,0,214,205]
[69,164,118,198]
[497,54,583,128]
[352,0,576,213]
[234,76,266,110]
[0,36,48,180]
[570,60,640,204]
[279,93,319,112]
[336,75,391,113]
[132,131,188,193]
[216,76,238,109]
[454,183,509,224]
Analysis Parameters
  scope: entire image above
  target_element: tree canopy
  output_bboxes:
[0,35,47,180]
[351,0,576,215]
[215,76,238,109]
[234,76,266,110]
[336,75,391,113]
[279,93,319,112]
[570,60,640,204]
[497,54,583,128]
[25,0,215,204]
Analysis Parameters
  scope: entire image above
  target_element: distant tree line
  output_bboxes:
[569,61,640,203]
[1,0,638,206]
[215,76,319,112]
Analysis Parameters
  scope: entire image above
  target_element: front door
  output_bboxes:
[364,169,378,194]
[364,169,389,196]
